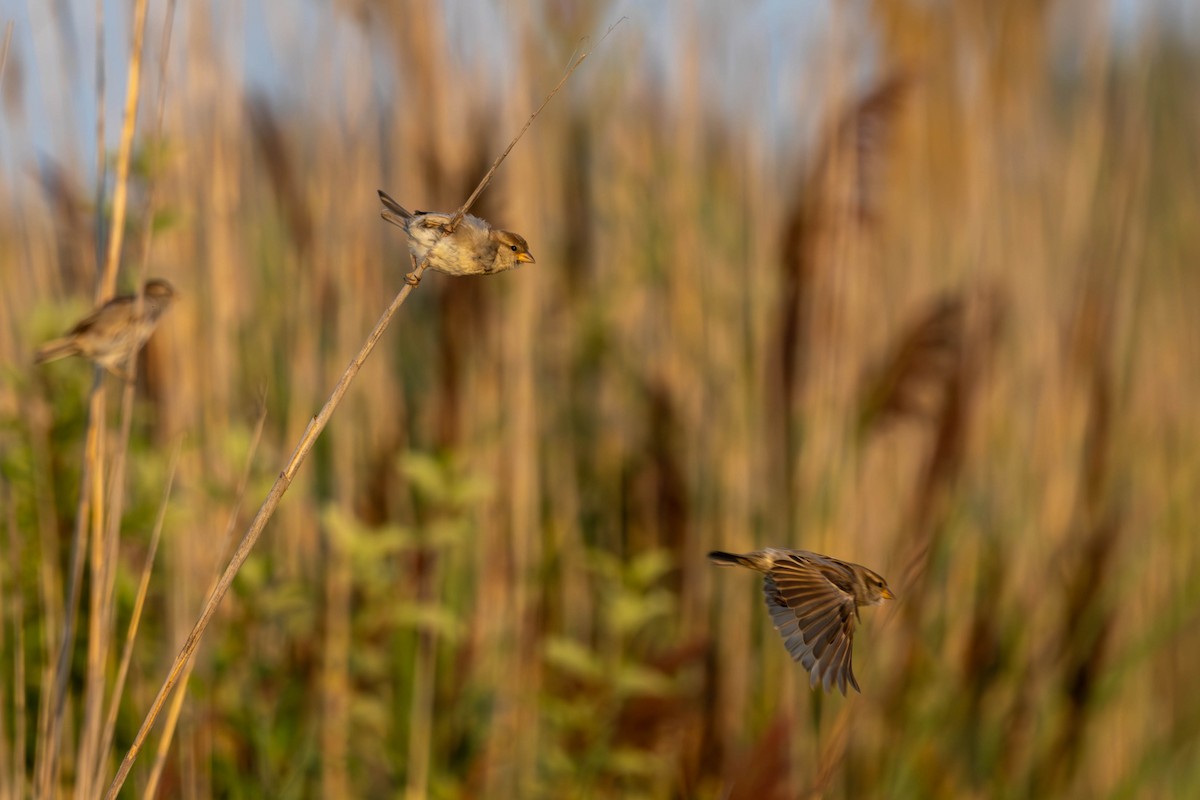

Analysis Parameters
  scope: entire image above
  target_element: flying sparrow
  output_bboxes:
[709,548,894,694]
[377,190,535,280]
[35,278,177,380]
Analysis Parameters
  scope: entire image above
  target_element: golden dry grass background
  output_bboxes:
[2,1,1199,797]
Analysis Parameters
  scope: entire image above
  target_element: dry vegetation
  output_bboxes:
[2,1,1199,798]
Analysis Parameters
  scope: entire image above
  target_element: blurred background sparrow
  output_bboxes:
[378,189,535,276]
[34,278,177,380]
[709,548,894,694]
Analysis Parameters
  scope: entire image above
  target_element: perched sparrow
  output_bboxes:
[35,278,177,380]
[709,548,894,694]
[377,189,535,277]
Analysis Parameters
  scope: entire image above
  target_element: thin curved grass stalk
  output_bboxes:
[0,21,13,87]
[141,656,195,800]
[92,0,106,279]
[102,20,625,797]
[22,398,64,795]
[35,378,101,797]
[89,440,182,794]
[75,400,111,800]
[320,514,352,799]
[806,705,855,798]
[76,274,153,800]
[141,403,267,799]
[4,482,28,800]
[127,399,268,796]
[405,544,444,800]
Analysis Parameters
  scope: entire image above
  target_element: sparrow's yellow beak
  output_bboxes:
[881,587,896,601]
[517,252,536,264]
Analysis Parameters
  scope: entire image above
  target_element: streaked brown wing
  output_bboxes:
[762,555,859,694]
[70,296,133,337]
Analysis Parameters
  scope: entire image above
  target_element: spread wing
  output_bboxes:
[762,555,860,694]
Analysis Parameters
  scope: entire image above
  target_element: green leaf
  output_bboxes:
[614,662,674,698]
[543,636,604,682]
[393,601,463,640]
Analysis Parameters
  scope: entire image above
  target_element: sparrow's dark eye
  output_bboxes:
[510,245,518,252]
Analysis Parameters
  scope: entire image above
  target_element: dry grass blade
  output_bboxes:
[75,397,113,800]
[36,381,102,798]
[0,21,13,89]
[4,481,27,800]
[137,399,268,796]
[960,540,1008,710]
[805,705,855,798]
[142,657,194,800]
[1037,247,1125,792]
[89,441,181,794]
[98,0,150,299]
[1042,511,1121,790]
[93,0,107,278]
[101,21,625,797]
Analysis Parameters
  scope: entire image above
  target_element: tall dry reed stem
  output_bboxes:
[98,0,149,299]
[92,0,106,279]
[0,21,13,87]
[32,7,118,766]
[75,399,110,800]
[139,406,265,798]
[35,0,159,793]
[37,379,98,796]
[90,440,180,793]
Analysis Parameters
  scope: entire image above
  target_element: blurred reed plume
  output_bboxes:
[246,94,314,256]
[2,1,1199,798]
[856,292,970,437]
[768,72,909,522]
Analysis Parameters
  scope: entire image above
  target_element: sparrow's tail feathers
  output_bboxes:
[708,551,752,568]
[35,338,79,364]
[377,190,413,228]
